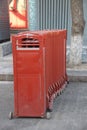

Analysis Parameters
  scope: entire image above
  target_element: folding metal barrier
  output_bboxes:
[9,30,68,119]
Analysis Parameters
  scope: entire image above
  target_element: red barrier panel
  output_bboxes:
[11,30,68,119]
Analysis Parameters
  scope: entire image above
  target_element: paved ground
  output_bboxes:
[0,54,13,75]
[0,81,87,130]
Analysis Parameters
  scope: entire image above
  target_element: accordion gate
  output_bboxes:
[12,30,68,118]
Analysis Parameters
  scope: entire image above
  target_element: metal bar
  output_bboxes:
[41,0,43,30]
[54,0,57,29]
[45,0,48,29]
[43,0,46,29]
[62,0,65,29]
[51,0,54,29]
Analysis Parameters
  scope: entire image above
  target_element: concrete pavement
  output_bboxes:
[0,54,13,81]
[0,81,87,130]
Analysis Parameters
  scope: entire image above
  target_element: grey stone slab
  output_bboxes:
[0,41,12,57]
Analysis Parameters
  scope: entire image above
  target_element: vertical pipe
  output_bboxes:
[64,0,68,29]
[51,0,54,29]
[45,0,48,29]
[62,0,65,29]
[57,0,60,29]
[54,0,57,29]
[59,0,62,29]
[41,0,43,30]
[38,0,41,30]
[43,0,46,29]
[49,0,51,29]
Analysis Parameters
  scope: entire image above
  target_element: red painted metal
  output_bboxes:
[12,30,68,118]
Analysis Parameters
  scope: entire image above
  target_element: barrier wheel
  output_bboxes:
[60,89,63,94]
[9,112,13,120]
[46,112,51,119]
[67,80,69,84]
[47,108,53,112]
[59,90,62,95]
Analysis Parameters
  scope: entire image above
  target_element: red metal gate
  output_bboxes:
[12,30,68,118]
